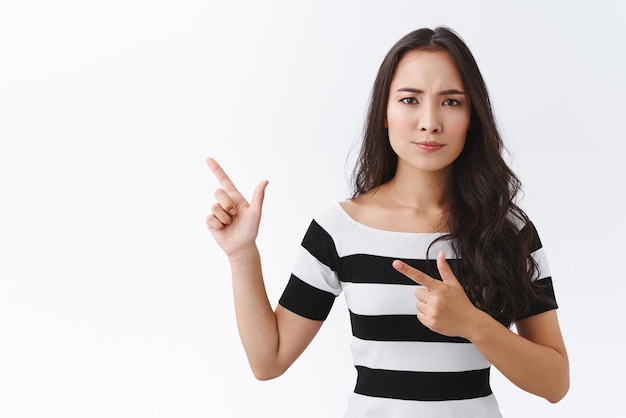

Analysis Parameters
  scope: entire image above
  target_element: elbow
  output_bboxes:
[546,380,569,404]
[252,370,281,381]
[250,364,287,381]
[545,371,570,404]
[543,351,570,404]
[522,361,569,403]
[547,392,567,404]
[245,350,292,381]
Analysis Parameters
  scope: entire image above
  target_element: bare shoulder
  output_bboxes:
[340,188,423,232]
[339,190,381,225]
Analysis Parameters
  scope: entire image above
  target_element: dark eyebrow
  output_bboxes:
[440,89,465,95]
[396,87,466,95]
[396,87,423,94]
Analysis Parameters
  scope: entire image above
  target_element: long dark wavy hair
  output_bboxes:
[352,27,551,326]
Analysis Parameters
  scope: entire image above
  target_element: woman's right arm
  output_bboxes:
[206,158,323,380]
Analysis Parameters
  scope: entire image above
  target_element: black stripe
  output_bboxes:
[354,366,492,401]
[519,277,558,320]
[350,311,469,343]
[301,220,340,271]
[278,275,335,320]
[340,254,468,285]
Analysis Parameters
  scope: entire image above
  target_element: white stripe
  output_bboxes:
[343,226,455,259]
[342,282,420,316]
[344,392,502,418]
[315,202,457,259]
[351,337,491,373]
[291,246,342,296]
[531,247,551,280]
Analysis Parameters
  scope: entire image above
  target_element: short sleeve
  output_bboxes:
[278,218,342,321]
[516,222,558,321]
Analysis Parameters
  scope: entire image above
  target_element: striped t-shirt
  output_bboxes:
[279,202,557,418]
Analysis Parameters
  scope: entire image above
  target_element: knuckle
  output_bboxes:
[206,215,224,230]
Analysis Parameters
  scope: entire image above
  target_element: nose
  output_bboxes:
[418,103,441,133]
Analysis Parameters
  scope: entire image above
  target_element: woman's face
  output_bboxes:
[386,50,471,176]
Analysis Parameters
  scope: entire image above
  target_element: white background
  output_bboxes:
[1,1,624,417]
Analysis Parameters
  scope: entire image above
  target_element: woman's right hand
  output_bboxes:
[206,158,323,381]
[206,158,268,258]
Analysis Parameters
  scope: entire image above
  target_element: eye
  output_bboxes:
[401,97,418,105]
[442,98,461,106]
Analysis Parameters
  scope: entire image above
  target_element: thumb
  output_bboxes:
[250,180,269,212]
[437,250,459,284]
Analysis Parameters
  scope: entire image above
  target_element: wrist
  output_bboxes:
[465,308,498,344]
[227,243,259,264]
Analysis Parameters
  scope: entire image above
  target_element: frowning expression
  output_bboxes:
[387,50,471,175]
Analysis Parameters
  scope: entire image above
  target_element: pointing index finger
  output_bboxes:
[206,157,239,193]
[392,260,439,289]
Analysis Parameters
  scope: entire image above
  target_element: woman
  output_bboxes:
[206,27,569,417]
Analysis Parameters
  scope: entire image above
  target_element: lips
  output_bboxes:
[415,141,443,152]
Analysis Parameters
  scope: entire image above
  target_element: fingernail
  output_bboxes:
[229,208,236,215]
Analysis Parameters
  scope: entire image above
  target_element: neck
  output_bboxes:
[384,163,453,212]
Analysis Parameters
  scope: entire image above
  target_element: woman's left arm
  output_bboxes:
[392,252,569,403]
[469,308,569,403]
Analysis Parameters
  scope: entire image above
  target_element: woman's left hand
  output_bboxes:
[392,251,482,339]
